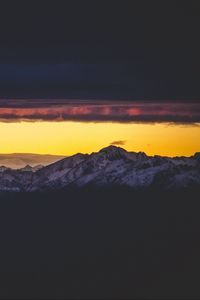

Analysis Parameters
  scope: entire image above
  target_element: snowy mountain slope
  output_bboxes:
[0,146,199,192]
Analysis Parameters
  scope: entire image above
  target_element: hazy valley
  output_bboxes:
[0,153,66,169]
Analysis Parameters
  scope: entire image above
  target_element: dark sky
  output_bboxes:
[0,1,200,100]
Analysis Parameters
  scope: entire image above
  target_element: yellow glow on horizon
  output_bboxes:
[0,121,199,157]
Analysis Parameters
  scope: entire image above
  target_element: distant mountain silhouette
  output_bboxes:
[0,153,66,169]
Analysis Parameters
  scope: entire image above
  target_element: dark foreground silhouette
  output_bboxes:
[0,187,200,299]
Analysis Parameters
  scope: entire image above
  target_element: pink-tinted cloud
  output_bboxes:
[0,100,199,124]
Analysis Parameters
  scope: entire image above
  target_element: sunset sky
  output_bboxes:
[0,100,199,157]
[0,120,199,157]
[0,3,200,157]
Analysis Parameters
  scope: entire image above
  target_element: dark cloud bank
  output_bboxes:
[0,100,199,125]
[0,2,200,100]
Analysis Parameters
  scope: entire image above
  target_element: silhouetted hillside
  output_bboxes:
[0,188,200,298]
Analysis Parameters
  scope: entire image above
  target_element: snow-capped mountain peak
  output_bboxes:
[0,146,199,192]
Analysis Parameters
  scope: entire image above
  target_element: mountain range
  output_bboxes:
[0,145,199,192]
[0,153,66,169]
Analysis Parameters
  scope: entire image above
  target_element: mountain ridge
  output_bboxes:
[0,145,199,192]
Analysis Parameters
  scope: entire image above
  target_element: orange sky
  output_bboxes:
[0,120,199,157]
